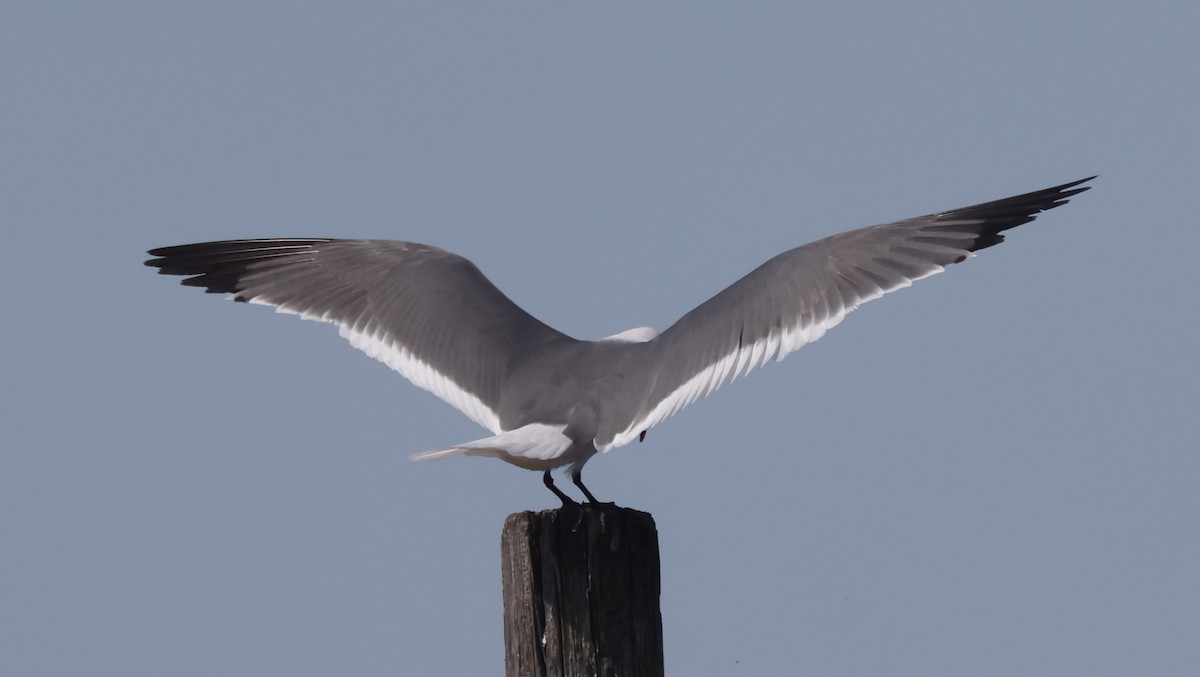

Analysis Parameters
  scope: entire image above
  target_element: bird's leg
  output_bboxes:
[543,470,577,506]
[571,469,601,504]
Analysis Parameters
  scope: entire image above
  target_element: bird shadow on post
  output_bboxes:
[501,504,664,677]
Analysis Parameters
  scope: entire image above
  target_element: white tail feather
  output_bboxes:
[409,423,573,463]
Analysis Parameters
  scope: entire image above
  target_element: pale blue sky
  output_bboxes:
[3,2,1198,675]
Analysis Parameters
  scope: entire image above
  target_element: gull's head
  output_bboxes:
[600,326,659,343]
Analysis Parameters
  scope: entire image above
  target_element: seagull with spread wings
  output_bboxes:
[146,177,1093,503]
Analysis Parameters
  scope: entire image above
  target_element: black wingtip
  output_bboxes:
[1049,175,1097,202]
[144,248,174,271]
[925,176,1096,255]
[144,239,337,295]
[1061,175,1097,187]
[1025,175,1096,206]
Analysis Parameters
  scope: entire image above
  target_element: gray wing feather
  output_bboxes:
[612,177,1093,445]
[146,239,571,430]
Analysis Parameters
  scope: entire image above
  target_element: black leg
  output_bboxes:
[543,470,577,506]
[571,469,600,504]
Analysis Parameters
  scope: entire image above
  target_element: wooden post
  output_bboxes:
[501,504,664,677]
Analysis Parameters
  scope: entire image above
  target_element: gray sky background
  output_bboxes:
[3,2,1198,675]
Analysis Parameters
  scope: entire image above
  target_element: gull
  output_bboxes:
[146,177,1092,503]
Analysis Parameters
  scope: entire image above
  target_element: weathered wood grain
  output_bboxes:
[501,505,663,677]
